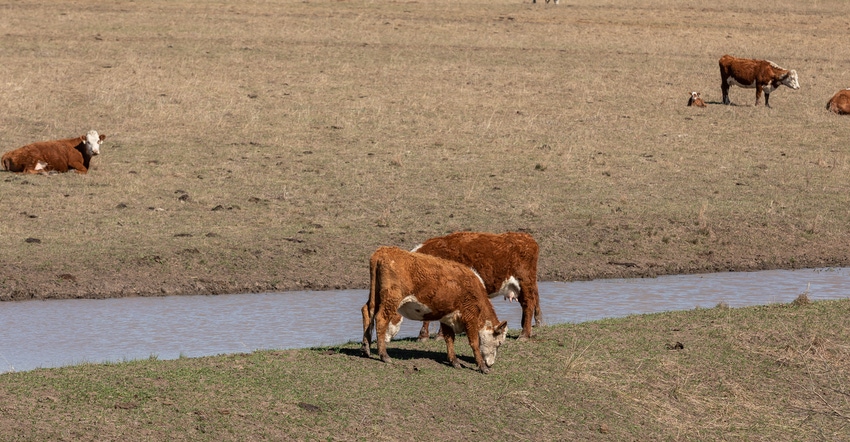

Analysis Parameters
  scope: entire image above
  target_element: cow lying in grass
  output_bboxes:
[1,130,105,174]
[719,55,799,107]
[826,89,850,115]
[412,231,543,341]
[361,246,508,373]
[687,91,706,107]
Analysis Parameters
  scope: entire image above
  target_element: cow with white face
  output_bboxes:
[361,246,508,373]
[2,130,106,174]
[719,55,799,107]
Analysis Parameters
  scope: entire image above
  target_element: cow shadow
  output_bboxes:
[336,338,478,369]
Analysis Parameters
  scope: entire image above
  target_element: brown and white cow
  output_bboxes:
[687,91,706,107]
[719,55,799,107]
[412,231,542,341]
[826,89,850,115]
[361,246,508,373]
[1,130,105,174]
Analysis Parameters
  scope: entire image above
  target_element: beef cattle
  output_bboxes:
[687,91,706,107]
[719,55,799,107]
[411,231,542,341]
[826,89,850,115]
[361,246,508,373]
[1,130,105,174]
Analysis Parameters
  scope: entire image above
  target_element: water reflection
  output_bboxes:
[1,267,847,373]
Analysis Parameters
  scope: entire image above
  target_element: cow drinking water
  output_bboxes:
[719,55,799,107]
[412,231,543,341]
[361,246,508,373]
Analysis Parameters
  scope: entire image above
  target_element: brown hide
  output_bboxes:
[827,89,850,115]
[413,231,542,339]
[361,246,508,373]
[719,55,797,107]
[1,134,103,174]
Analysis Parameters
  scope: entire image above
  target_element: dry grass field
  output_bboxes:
[2,0,850,300]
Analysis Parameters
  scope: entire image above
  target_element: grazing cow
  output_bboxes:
[687,91,706,107]
[719,55,799,107]
[532,0,559,3]
[1,130,105,174]
[412,231,543,341]
[826,89,850,115]
[361,246,508,373]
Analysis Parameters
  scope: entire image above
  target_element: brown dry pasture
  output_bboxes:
[1,0,850,301]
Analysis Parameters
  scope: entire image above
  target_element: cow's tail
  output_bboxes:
[361,253,381,356]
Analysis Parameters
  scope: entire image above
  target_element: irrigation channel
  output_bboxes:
[1,267,848,373]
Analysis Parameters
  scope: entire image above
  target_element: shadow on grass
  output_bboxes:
[331,338,479,368]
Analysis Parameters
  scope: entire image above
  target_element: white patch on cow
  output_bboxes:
[727,77,756,88]
[469,268,486,289]
[385,317,402,343]
[84,130,102,156]
[478,320,508,367]
[439,310,463,333]
[409,243,423,252]
[397,295,432,321]
[784,70,800,90]
[34,161,48,171]
[493,276,520,302]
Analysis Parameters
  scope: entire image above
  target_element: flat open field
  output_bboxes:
[2,0,850,300]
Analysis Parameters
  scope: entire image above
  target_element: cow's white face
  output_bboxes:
[783,70,800,90]
[84,130,104,156]
[478,320,508,368]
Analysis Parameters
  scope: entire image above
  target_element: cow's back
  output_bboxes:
[827,89,850,114]
[373,246,488,315]
[415,231,538,294]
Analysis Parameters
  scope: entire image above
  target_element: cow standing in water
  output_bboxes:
[719,55,799,107]
[361,247,508,373]
[412,231,543,341]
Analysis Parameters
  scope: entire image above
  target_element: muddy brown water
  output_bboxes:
[1,268,848,373]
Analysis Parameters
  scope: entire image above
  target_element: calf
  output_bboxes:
[687,91,706,107]
[719,55,799,107]
[361,246,508,373]
[826,89,850,115]
[1,130,105,174]
[412,231,543,340]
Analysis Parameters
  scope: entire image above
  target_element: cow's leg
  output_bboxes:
[721,79,731,105]
[755,85,764,106]
[417,321,430,341]
[764,92,771,108]
[464,325,489,374]
[361,303,373,357]
[439,323,461,369]
[517,280,542,340]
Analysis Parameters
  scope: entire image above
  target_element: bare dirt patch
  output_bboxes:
[1,0,850,301]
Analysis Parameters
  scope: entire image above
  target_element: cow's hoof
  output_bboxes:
[517,334,530,342]
[479,366,491,374]
[417,335,430,342]
[360,344,371,357]
[380,355,393,364]
[450,359,461,369]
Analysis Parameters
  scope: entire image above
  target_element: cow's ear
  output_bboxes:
[99,134,106,141]
[495,321,508,334]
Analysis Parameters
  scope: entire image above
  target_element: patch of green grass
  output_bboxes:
[2,299,848,440]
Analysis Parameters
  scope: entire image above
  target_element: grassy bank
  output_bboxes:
[2,0,850,300]
[1,298,847,440]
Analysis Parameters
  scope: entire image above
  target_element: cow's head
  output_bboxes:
[782,70,800,90]
[83,130,106,156]
[479,320,509,370]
